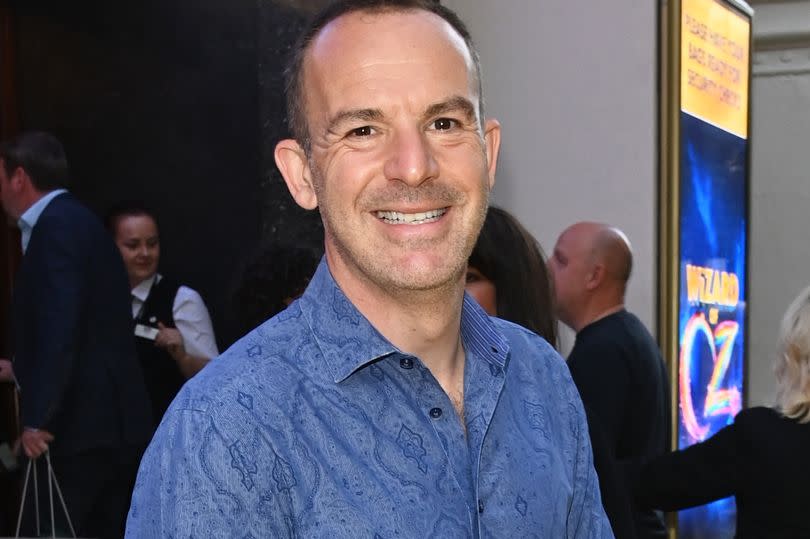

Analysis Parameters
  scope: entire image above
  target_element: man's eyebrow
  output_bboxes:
[424,96,477,122]
[326,108,384,134]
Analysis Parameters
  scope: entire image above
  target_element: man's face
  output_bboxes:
[548,227,591,329]
[284,10,500,296]
[0,160,19,221]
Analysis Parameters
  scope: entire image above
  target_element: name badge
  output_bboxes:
[134,323,159,341]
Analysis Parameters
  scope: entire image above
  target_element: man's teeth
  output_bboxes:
[376,208,447,224]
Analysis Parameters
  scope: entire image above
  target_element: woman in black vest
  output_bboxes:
[106,202,219,427]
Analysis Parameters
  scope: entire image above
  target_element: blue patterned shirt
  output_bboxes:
[126,261,612,538]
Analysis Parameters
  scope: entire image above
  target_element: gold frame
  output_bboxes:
[658,0,681,458]
[658,1,681,533]
[658,0,753,537]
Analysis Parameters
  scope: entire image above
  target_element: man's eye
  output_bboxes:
[432,118,457,131]
[349,126,373,137]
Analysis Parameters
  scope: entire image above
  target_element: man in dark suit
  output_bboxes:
[0,131,152,538]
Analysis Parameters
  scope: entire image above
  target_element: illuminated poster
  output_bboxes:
[677,0,750,537]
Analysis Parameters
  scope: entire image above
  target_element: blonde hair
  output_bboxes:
[774,284,810,423]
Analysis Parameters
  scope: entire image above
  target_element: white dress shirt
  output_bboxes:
[131,274,219,359]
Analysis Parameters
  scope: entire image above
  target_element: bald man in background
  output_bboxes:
[549,222,670,539]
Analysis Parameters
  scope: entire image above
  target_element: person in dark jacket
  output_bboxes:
[0,131,152,539]
[636,284,810,538]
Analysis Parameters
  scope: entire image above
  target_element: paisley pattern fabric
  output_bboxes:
[126,261,612,538]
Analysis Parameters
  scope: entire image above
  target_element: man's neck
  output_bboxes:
[344,275,466,370]
[15,190,48,223]
[329,258,468,413]
[576,302,624,333]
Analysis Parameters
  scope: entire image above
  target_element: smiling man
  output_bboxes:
[126,1,612,537]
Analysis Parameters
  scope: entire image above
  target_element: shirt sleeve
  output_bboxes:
[635,419,740,510]
[126,406,239,537]
[173,286,219,358]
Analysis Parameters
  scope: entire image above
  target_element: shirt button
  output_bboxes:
[478,500,484,513]
[399,357,414,370]
[429,407,443,419]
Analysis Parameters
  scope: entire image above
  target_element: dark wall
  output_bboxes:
[258,1,328,249]
[11,0,328,346]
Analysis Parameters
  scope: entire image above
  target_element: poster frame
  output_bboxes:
[658,0,753,536]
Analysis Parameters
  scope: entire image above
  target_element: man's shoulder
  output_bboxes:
[490,318,588,439]
[35,193,104,241]
[23,195,116,271]
[577,310,657,354]
[584,309,638,337]
[492,317,558,358]
[733,406,781,429]
[39,192,90,220]
[490,317,573,388]
[172,303,315,417]
[615,309,655,337]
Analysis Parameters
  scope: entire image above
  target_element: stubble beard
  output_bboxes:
[312,165,491,296]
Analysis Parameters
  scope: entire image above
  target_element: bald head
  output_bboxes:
[592,225,633,286]
[549,221,633,331]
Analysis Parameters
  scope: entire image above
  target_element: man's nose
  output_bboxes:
[382,127,439,187]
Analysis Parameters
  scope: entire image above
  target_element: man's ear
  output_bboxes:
[11,166,28,193]
[274,139,317,210]
[585,263,605,291]
[483,118,501,190]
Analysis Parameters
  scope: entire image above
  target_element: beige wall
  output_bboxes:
[443,0,657,352]
[445,0,810,407]
[748,0,810,405]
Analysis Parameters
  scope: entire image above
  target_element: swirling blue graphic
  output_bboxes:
[677,111,747,539]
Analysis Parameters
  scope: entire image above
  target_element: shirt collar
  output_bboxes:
[299,259,510,384]
[131,273,161,302]
[18,189,68,253]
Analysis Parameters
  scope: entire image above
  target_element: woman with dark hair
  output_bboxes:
[106,202,219,426]
[466,206,635,539]
[466,205,558,346]
[636,285,810,538]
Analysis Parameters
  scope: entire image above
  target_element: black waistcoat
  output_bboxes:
[134,277,184,426]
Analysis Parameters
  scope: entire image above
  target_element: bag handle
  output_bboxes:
[15,451,77,538]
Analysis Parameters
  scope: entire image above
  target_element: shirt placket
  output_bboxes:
[462,349,506,538]
[393,352,478,535]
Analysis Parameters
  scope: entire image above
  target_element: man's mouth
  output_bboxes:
[375,208,447,225]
